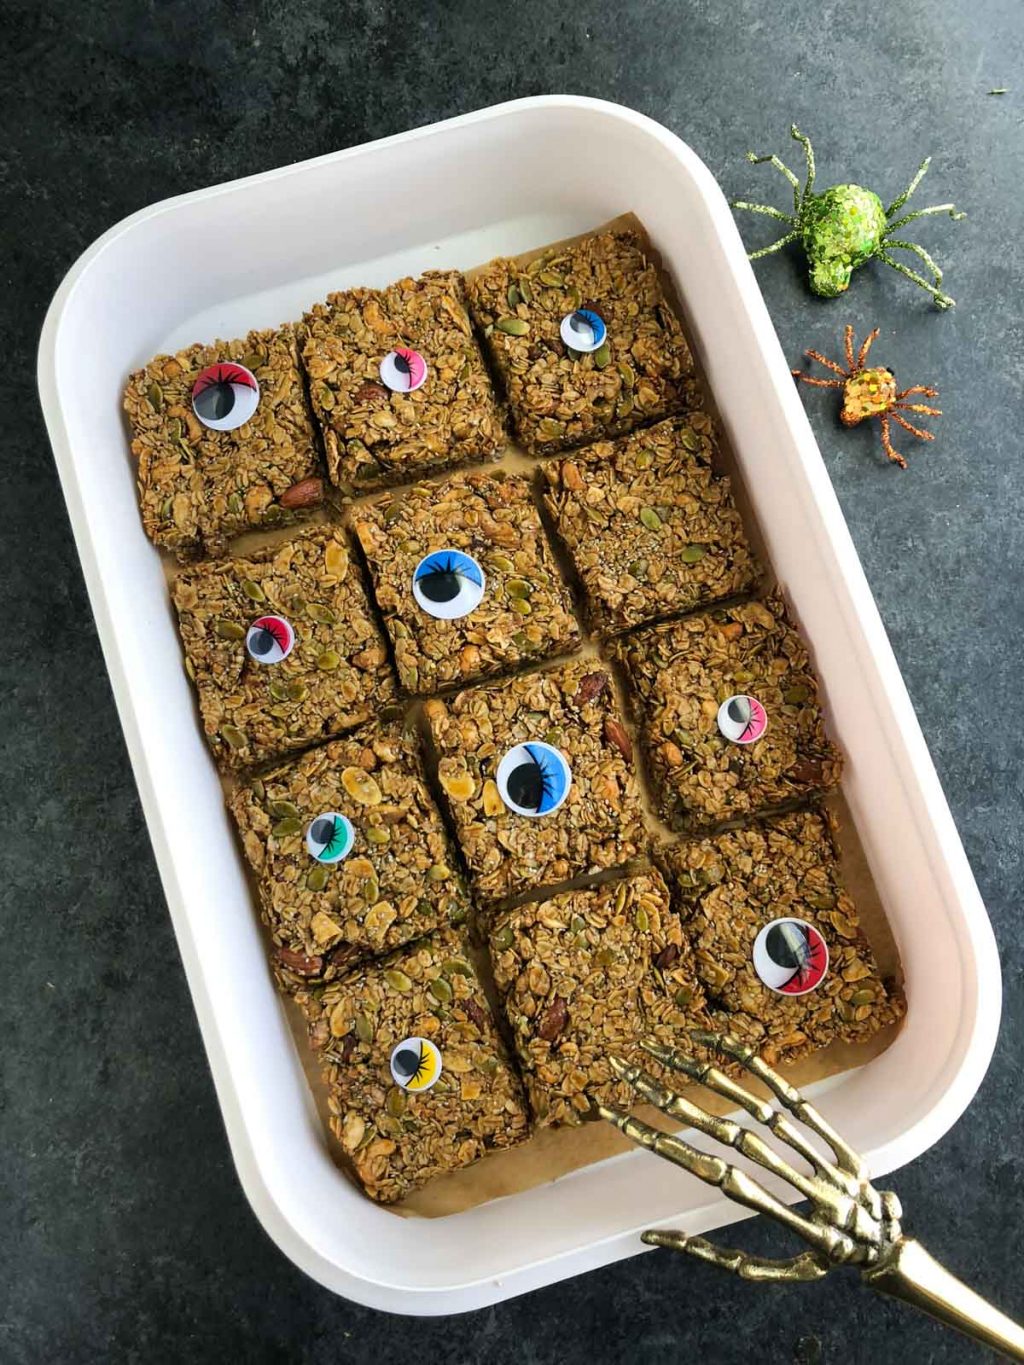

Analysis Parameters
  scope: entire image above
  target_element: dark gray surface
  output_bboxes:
[3,1,1023,1360]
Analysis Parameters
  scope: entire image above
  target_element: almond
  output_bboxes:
[279,476,324,509]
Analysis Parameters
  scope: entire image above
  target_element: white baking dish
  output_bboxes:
[38,96,1000,1314]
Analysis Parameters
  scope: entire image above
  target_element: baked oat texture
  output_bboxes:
[467,227,694,455]
[611,592,843,830]
[489,870,707,1127]
[228,721,469,987]
[422,659,649,906]
[657,807,904,1067]
[352,468,580,693]
[172,527,394,770]
[301,271,506,495]
[541,414,760,634]
[124,326,323,558]
[299,927,530,1204]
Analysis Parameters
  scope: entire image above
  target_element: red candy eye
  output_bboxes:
[245,614,294,664]
[753,918,829,995]
[379,348,428,393]
[192,362,260,431]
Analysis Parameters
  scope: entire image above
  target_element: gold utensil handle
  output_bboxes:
[864,1239,1024,1361]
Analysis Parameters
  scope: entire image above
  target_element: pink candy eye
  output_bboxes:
[717,694,767,744]
[379,348,428,392]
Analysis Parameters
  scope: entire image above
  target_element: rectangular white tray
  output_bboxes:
[38,96,1000,1315]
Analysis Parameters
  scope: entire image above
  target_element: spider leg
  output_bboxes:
[803,347,848,377]
[746,148,801,212]
[886,203,966,234]
[729,199,797,226]
[857,327,880,368]
[792,372,844,389]
[895,384,939,400]
[879,415,908,468]
[883,238,945,286]
[597,1103,857,1262]
[844,324,857,370]
[890,411,936,441]
[641,1230,830,1283]
[608,1056,819,1201]
[746,231,800,261]
[894,401,942,417]
[885,155,931,217]
[685,1031,865,1178]
[877,250,955,309]
[789,124,815,203]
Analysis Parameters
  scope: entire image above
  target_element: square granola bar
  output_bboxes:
[172,527,394,770]
[229,721,469,987]
[467,227,694,455]
[422,659,648,906]
[488,870,705,1127]
[301,271,506,495]
[124,326,324,558]
[541,414,759,635]
[352,469,580,693]
[299,928,530,1203]
[611,593,843,830]
[657,808,904,1068]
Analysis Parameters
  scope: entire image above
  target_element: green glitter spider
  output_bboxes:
[732,125,965,308]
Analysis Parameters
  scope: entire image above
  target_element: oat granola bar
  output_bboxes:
[657,808,904,1067]
[611,593,843,830]
[467,227,694,455]
[422,659,648,906]
[124,326,324,558]
[299,928,530,1203]
[352,469,580,693]
[172,527,394,770]
[541,415,759,635]
[229,721,468,986]
[489,870,706,1126]
[301,271,506,495]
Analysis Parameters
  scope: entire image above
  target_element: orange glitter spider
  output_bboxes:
[792,324,941,468]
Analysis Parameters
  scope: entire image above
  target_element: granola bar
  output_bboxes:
[229,721,469,986]
[657,808,904,1067]
[299,927,530,1203]
[172,527,394,770]
[301,271,506,495]
[124,326,324,558]
[541,415,759,635]
[489,870,705,1126]
[422,659,649,906]
[352,469,580,693]
[610,593,843,830]
[467,227,694,455]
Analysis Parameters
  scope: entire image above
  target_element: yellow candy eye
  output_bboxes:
[390,1036,442,1092]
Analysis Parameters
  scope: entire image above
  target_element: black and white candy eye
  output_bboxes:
[752,918,829,995]
[717,693,768,745]
[191,362,260,431]
[245,615,295,664]
[379,347,428,393]
[559,308,607,353]
[495,741,571,817]
[390,1036,442,1092]
[411,549,486,620]
[305,811,354,864]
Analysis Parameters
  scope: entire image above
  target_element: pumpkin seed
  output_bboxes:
[384,969,412,992]
[286,681,307,702]
[355,1013,374,1043]
[517,277,533,304]
[365,825,390,845]
[495,317,529,335]
[272,817,302,837]
[429,977,453,1003]
[592,342,611,369]
[635,906,650,932]
[268,680,291,701]
[784,685,810,704]
[270,800,300,819]
[492,925,514,951]
[443,959,474,978]
[681,544,706,563]
[427,864,450,882]
[227,492,244,515]
[505,578,532,599]
[167,418,182,441]
[306,865,329,892]
[317,650,340,671]
[215,618,245,641]
[538,269,565,287]
[386,1087,407,1117]
[240,578,265,603]
[506,285,521,309]
[617,360,636,388]
[307,603,336,625]
[674,986,694,1008]
[221,726,247,750]
[242,349,266,372]
[146,381,164,412]
[639,507,662,531]
[509,596,532,616]
[489,553,515,573]
[679,426,702,452]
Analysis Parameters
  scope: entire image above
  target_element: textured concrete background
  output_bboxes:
[3,2,1023,1360]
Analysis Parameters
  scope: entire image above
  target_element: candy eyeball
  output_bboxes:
[412,549,486,620]
[752,918,829,995]
[559,308,607,353]
[379,347,428,393]
[717,694,768,745]
[245,615,295,664]
[305,812,355,864]
[495,741,571,817]
[192,362,260,431]
[390,1036,442,1092]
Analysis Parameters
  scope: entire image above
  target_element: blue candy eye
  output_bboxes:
[412,548,486,620]
[305,812,354,864]
[495,741,572,817]
[559,308,607,354]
